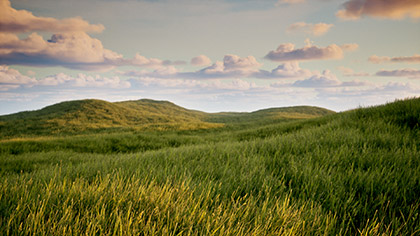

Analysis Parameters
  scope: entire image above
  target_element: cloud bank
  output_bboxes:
[0,0,104,33]
[0,0,180,71]
[293,70,368,87]
[337,0,420,20]
[0,65,130,90]
[265,42,358,62]
[124,55,318,80]
[369,54,420,64]
[376,68,420,79]
[0,32,123,70]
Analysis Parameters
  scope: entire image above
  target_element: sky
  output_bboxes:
[0,0,419,114]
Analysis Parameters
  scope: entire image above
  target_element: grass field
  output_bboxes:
[0,98,419,235]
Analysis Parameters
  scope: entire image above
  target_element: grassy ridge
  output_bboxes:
[0,99,333,138]
[1,98,419,235]
[0,99,220,137]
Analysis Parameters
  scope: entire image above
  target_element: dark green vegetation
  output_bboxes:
[1,98,419,235]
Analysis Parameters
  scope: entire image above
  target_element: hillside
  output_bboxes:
[208,106,334,124]
[0,98,419,235]
[0,99,212,137]
[0,99,334,138]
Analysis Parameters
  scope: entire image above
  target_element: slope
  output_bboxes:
[0,99,219,138]
[0,99,334,138]
[0,98,419,235]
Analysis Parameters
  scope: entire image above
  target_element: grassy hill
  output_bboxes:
[208,106,334,125]
[0,99,213,137]
[0,99,333,138]
[0,98,419,235]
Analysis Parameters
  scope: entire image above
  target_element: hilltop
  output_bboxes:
[0,99,334,138]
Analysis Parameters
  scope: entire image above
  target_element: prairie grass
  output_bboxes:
[0,98,419,235]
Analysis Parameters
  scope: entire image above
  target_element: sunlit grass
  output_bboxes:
[0,98,419,235]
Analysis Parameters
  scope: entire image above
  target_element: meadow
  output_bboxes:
[0,98,419,235]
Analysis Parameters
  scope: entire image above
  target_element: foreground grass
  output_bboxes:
[1,98,420,235]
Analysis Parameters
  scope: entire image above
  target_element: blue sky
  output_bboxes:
[1,0,419,114]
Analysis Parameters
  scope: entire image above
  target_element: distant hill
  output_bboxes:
[208,106,334,124]
[0,99,334,138]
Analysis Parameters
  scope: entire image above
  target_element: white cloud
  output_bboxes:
[287,22,334,36]
[0,65,37,85]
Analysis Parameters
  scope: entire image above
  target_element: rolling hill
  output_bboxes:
[0,98,419,235]
[0,99,334,138]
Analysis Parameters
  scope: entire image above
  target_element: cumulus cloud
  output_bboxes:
[376,68,420,79]
[0,65,36,85]
[0,32,123,70]
[265,41,358,62]
[0,0,104,33]
[0,32,181,71]
[193,54,262,78]
[369,54,420,64]
[223,54,261,71]
[129,53,168,68]
[337,0,420,20]
[287,22,334,36]
[0,1,180,71]
[191,55,212,66]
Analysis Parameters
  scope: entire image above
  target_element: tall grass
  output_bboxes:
[0,98,419,235]
[1,169,339,235]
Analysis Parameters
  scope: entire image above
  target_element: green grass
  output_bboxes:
[0,98,419,235]
[0,99,333,139]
